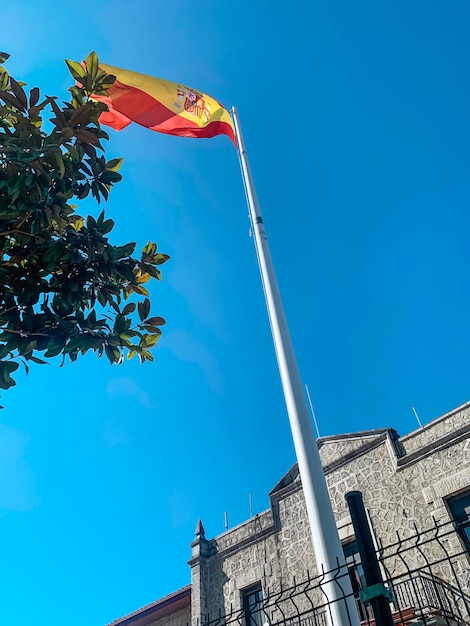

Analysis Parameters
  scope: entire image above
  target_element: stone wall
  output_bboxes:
[399,402,470,456]
[318,430,391,468]
[148,606,191,626]
[326,429,469,583]
[190,403,470,625]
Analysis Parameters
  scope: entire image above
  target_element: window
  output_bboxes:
[447,490,470,553]
[343,540,364,592]
[343,540,370,622]
[242,584,265,626]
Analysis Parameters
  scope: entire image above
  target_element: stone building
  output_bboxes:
[108,586,191,626]
[107,401,470,626]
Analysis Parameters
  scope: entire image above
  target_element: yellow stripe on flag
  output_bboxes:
[96,63,236,146]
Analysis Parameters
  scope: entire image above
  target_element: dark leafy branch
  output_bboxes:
[0,51,169,397]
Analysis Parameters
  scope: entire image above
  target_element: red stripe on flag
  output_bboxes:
[99,81,236,146]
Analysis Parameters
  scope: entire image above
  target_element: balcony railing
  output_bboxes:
[203,520,470,626]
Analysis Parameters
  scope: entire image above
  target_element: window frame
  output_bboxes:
[446,489,470,554]
[342,539,369,621]
[241,583,265,626]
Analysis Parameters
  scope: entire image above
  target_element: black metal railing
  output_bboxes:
[202,518,470,626]
[391,571,469,621]
[377,518,470,625]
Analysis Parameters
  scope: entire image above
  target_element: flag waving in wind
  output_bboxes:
[94,63,236,147]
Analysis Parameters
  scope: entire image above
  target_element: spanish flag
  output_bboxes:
[95,63,236,147]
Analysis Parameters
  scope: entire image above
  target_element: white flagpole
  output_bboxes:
[231,107,360,626]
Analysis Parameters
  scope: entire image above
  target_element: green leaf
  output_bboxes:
[27,355,48,365]
[122,302,136,315]
[140,325,163,334]
[142,242,157,256]
[70,216,85,231]
[106,158,123,172]
[87,215,97,229]
[100,218,114,234]
[54,152,65,178]
[23,340,37,354]
[9,76,28,110]
[141,349,154,362]
[69,102,92,125]
[29,86,40,107]
[152,253,170,266]
[44,345,64,358]
[138,298,150,322]
[145,316,166,326]
[85,51,99,80]
[113,314,127,334]
[140,333,160,347]
[0,361,19,390]
[49,97,66,127]
[65,59,86,81]
[45,334,67,358]
[0,52,10,64]
[0,345,12,360]
[100,170,122,184]
[105,344,120,364]
[141,265,162,280]
[96,74,116,87]
[74,128,102,145]
[133,285,150,296]
[0,69,9,91]
[115,242,136,257]
[68,85,86,107]
[0,90,24,110]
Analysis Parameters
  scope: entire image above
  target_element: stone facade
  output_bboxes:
[108,402,470,626]
[189,401,470,624]
[107,585,191,626]
[147,606,191,626]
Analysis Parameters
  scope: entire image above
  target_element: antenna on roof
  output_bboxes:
[249,493,253,518]
[412,406,423,429]
[224,511,229,530]
[305,384,321,438]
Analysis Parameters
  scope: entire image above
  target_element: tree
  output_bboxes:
[0,51,169,396]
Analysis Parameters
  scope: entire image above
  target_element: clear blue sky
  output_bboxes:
[1,2,470,625]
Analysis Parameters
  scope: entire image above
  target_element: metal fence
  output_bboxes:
[203,518,470,626]
[378,518,470,625]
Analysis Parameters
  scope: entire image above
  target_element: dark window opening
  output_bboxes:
[447,490,470,553]
[343,540,369,621]
[242,584,265,626]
